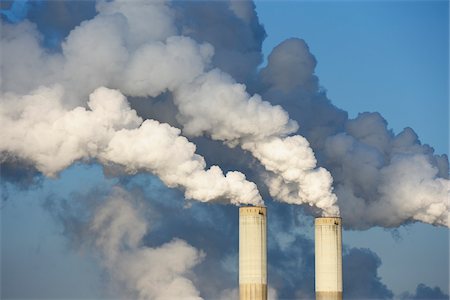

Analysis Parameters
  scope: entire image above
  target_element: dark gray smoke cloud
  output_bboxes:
[173,0,266,85]
[400,283,449,300]
[343,248,393,299]
[42,177,396,299]
[46,186,205,299]
[0,159,42,193]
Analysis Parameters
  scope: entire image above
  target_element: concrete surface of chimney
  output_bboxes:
[315,217,343,300]
[239,206,267,300]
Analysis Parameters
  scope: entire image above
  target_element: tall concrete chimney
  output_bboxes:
[239,206,267,300]
[315,217,343,300]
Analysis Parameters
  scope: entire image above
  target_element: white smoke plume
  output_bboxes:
[1,0,338,215]
[172,69,339,215]
[0,86,261,205]
[247,137,338,216]
[1,0,448,226]
[88,187,204,300]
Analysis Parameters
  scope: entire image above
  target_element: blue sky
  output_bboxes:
[255,0,449,295]
[1,0,449,298]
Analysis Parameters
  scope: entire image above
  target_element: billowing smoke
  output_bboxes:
[1,0,338,215]
[258,38,449,228]
[1,0,448,225]
[2,1,448,298]
[324,115,449,227]
[0,85,261,205]
[173,69,338,216]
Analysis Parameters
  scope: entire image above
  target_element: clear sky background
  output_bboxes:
[1,0,449,298]
[255,0,449,295]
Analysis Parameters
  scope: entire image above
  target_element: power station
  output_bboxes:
[239,206,267,300]
[238,207,343,300]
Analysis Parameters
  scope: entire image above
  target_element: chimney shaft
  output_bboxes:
[315,217,343,300]
[239,206,267,300]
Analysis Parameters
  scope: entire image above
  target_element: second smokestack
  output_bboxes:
[239,206,267,300]
[315,217,343,300]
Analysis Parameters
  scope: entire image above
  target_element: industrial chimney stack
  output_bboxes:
[239,206,267,300]
[315,217,343,300]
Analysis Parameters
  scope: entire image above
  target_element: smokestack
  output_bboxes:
[239,206,267,300]
[315,217,343,300]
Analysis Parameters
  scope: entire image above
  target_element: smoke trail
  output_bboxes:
[1,0,448,226]
[1,0,338,215]
[173,70,338,215]
[65,0,335,216]
[0,86,261,205]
